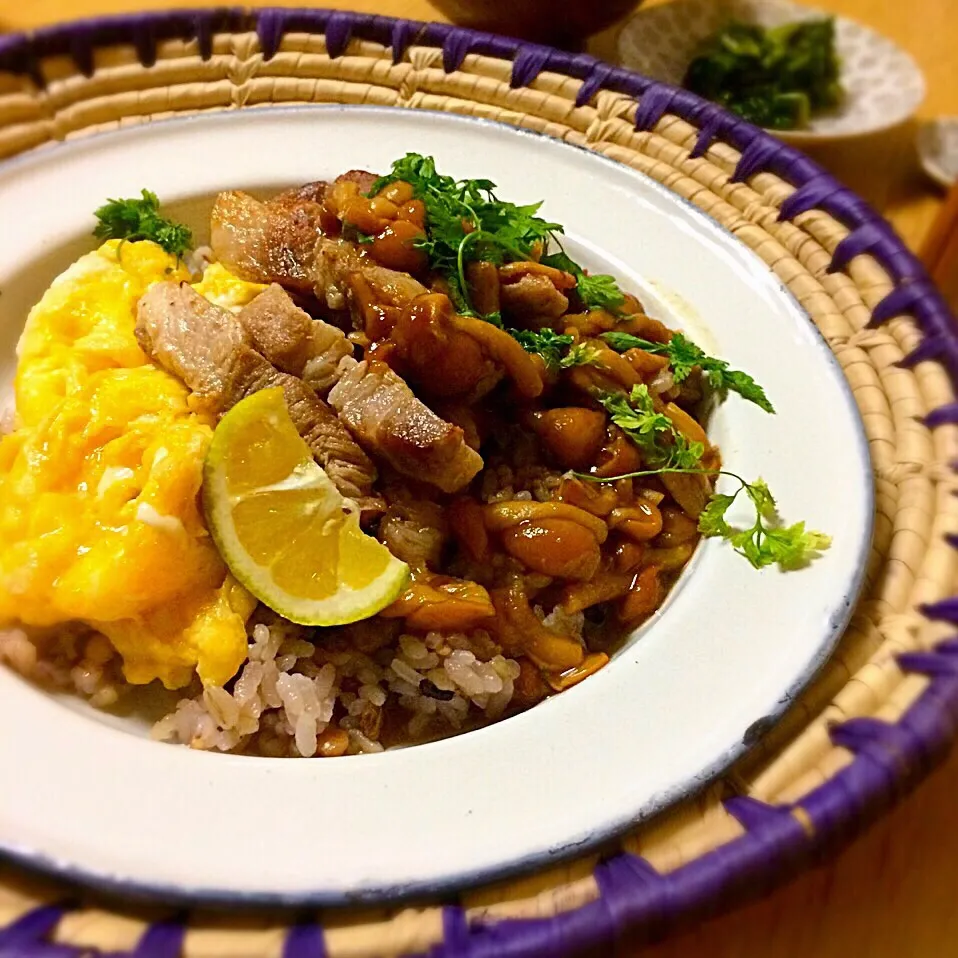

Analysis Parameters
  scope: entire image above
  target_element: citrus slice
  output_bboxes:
[202,387,408,626]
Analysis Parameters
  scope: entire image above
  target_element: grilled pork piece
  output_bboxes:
[238,285,480,492]
[328,359,484,494]
[499,274,570,321]
[136,282,379,507]
[378,498,448,571]
[270,181,330,210]
[211,189,427,323]
[210,189,327,294]
[238,284,353,396]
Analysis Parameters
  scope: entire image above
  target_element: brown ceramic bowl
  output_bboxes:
[428,0,642,47]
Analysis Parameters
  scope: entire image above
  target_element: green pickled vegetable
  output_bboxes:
[683,19,843,131]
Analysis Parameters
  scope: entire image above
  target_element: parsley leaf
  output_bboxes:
[697,475,831,570]
[596,384,704,470]
[368,154,631,321]
[600,331,774,413]
[560,342,605,369]
[574,392,828,571]
[577,462,831,572]
[540,250,626,312]
[93,189,193,259]
[698,493,736,538]
[510,330,605,371]
[368,153,562,318]
[510,328,573,371]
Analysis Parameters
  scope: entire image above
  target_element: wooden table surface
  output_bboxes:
[1,0,956,955]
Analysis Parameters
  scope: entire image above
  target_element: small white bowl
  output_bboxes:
[917,117,958,189]
[618,0,926,143]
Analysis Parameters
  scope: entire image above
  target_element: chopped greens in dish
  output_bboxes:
[94,189,194,258]
[683,19,843,130]
[600,331,774,412]
[0,155,827,760]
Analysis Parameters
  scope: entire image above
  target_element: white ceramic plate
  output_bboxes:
[0,106,873,904]
[917,117,958,189]
[617,0,926,144]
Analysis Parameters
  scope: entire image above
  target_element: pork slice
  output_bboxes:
[237,287,478,493]
[309,237,367,313]
[270,180,330,209]
[210,190,322,293]
[499,273,569,321]
[378,498,448,571]
[134,281,247,408]
[211,184,428,328]
[308,238,427,322]
[136,282,380,507]
[335,169,378,195]
[238,284,354,396]
[328,359,483,494]
[361,264,428,309]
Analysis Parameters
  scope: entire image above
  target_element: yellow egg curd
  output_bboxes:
[0,240,257,689]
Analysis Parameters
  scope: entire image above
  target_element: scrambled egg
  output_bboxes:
[192,261,267,312]
[0,241,266,689]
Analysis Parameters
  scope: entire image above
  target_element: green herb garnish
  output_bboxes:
[596,384,704,470]
[560,342,605,369]
[368,154,562,320]
[683,19,842,131]
[601,331,774,413]
[539,250,625,312]
[93,190,193,259]
[581,463,829,570]
[509,329,604,372]
[697,475,831,569]
[510,328,574,370]
[587,384,827,569]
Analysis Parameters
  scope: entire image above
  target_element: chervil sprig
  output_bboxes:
[583,383,826,570]
[697,475,830,569]
[579,465,830,571]
[596,384,705,470]
[540,250,626,312]
[368,154,636,322]
[93,190,193,259]
[601,331,774,413]
[509,330,604,372]
[510,328,574,370]
[560,342,605,369]
[367,154,561,319]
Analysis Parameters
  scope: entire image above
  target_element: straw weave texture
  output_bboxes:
[0,20,955,956]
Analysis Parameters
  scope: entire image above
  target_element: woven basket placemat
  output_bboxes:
[1,9,957,957]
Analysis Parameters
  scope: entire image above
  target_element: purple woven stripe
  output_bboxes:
[0,903,73,950]
[0,8,957,958]
[0,903,79,958]
[283,921,326,958]
[575,61,614,107]
[415,800,811,956]
[778,175,867,222]
[632,82,679,132]
[510,46,551,88]
[0,942,78,958]
[128,917,186,958]
[0,9,246,81]
[922,598,958,626]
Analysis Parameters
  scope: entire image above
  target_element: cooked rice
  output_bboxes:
[2,614,523,757]
[186,244,215,276]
